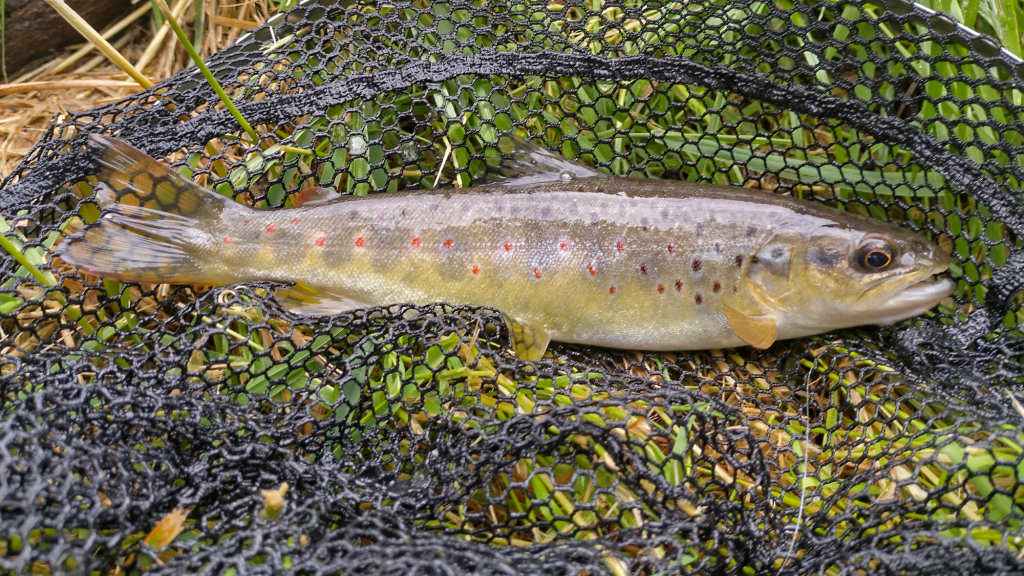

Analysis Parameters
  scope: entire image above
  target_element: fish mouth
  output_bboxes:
[897,275,956,304]
[872,272,955,325]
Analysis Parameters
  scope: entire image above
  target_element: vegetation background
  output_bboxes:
[0,0,1019,176]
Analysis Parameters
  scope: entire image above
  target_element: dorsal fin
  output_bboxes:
[484,135,604,187]
[290,186,344,207]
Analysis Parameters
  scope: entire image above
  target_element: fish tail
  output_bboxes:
[57,135,248,284]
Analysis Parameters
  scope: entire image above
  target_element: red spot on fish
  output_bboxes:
[504,242,513,252]
[675,280,683,292]
[588,264,596,276]
[443,238,453,248]
[560,241,569,251]
[315,236,325,247]
[609,286,616,295]
[657,284,665,293]
[616,241,624,253]
[265,224,277,233]
[534,268,542,279]
[472,265,480,275]
[290,218,299,226]
[713,281,721,293]
[355,237,364,247]
[667,244,675,254]
[692,258,702,272]
[640,263,648,275]
[695,293,703,304]
[223,236,232,243]
[411,236,421,247]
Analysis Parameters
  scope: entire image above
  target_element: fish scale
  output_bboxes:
[58,135,954,360]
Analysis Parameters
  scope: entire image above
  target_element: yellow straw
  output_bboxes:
[40,0,154,89]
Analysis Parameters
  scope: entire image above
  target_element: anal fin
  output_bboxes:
[723,303,777,349]
[504,315,551,361]
[275,282,368,316]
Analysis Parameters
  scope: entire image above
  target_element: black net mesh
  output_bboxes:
[3,0,1024,573]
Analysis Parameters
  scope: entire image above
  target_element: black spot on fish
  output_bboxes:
[713,281,721,293]
[771,246,785,259]
[640,263,648,275]
[691,259,702,273]
[641,217,650,227]
[696,223,704,239]
[660,209,669,221]
[746,226,757,238]
[695,293,703,305]
[750,255,760,264]
[734,255,743,268]
[675,280,683,292]
[715,242,722,253]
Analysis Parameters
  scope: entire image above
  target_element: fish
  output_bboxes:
[56,134,955,361]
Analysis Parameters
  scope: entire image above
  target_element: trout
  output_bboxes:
[57,135,955,360]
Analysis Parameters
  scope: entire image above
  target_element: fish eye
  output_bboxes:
[854,241,895,272]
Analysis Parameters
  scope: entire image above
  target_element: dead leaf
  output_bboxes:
[144,507,189,549]
[260,482,289,520]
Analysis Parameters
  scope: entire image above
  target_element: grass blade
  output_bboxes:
[40,0,153,89]
[996,0,1023,57]
[149,0,165,29]
[153,0,260,145]
[963,0,981,28]
[0,233,55,287]
[193,0,204,50]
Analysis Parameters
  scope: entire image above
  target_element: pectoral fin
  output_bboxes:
[723,303,777,349]
[275,282,368,316]
[504,315,551,361]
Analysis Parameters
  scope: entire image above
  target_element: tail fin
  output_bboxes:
[57,135,245,284]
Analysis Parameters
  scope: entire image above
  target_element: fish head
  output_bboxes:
[743,218,954,333]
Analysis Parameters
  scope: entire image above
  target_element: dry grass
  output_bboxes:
[0,0,280,176]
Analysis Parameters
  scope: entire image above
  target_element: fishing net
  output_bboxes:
[2,0,1023,573]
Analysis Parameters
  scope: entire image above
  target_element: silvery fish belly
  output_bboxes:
[57,135,955,360]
